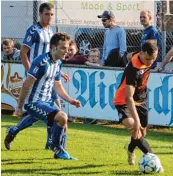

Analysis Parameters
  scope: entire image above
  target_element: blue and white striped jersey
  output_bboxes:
[26,52,62,103]
[23,22,53,63]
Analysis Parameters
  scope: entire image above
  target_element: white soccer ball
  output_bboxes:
[139,153,161,174]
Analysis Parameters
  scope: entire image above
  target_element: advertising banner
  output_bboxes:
[1,63,173,126]
[55,1,155,28]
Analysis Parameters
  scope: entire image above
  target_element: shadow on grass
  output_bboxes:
[2,115,173,144]
[2,166,142,176]
[1,164,115,176]
[1,148,46,152]
[113,170,142,175]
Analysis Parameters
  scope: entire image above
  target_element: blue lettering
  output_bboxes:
[88,71,98,108]
[98,71,107,109]
[73,70,88,106]
[154,75,173,125]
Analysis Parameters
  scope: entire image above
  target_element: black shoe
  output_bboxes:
[4,133,15,150]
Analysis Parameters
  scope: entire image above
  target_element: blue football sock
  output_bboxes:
[46,126,52,145]
[61,133,67,149]
[51,123,64,152]
[9,114,38,135]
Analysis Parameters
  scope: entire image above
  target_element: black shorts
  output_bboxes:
[115,105,148,128]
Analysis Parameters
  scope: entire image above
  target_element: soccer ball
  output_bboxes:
[139,153,161,174]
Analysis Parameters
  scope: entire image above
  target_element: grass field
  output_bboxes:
[1,115,173,176]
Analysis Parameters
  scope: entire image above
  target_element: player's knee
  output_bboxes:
[54,111,68,126]
[122,117,134,130]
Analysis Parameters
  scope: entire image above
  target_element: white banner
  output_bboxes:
[1,62,173,126]
[55,1,155,28]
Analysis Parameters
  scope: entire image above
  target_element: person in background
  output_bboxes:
[114,40,163,173]
[140,10,161,69]
[126,10,161,69]
[63,41,88,64]
[85,48,101,67]
[98,10,127,67]
[156,47,173,72]
[2,39,20,61]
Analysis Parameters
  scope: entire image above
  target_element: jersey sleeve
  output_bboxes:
[23,25,38,48]
[28,60,46,80]
[125,65,138,87]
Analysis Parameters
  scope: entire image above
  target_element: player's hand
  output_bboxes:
[61,72,70,83]
[131,121,143,139]
[140,127,147,137]
[70,99,81,108]
[13,107,23,119]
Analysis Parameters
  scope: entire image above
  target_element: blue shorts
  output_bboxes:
[24,101,60,123]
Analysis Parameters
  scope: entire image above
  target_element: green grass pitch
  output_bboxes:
[1,115,173,176]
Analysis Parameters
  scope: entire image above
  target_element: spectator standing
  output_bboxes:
[2,39,20,61]
[140,10,161,69]
[98,10,127,67]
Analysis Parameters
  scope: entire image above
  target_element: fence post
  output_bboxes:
[161,2,167,62]
[33,1,38,24]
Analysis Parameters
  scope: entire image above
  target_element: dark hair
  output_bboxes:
[50,33,70,47]
[39,3,54,13]
[141,40,158,56]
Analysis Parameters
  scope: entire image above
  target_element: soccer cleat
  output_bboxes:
[54,151,78,160]
[4,133,15,150]
[127,151,136,165]
[54,150,70,160]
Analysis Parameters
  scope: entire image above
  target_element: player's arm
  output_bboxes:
[157,47,173,71]
[20,45,31,71]
[125,85,140,123]
[14,75,36,118]
[54,80,80,108]
[60,72,70,82]
[125,85,142,139]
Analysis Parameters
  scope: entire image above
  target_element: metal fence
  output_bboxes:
[1,0,173,62]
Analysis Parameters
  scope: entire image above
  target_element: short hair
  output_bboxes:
[89,48,100,57]
[141,40,158,56]
[39,3,54,13]
[50,32,70,47]
[69,41,79,51]
[140,10,152,18]
[2,39,14,47]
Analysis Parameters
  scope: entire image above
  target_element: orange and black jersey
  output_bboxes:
[114,53,151,106]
